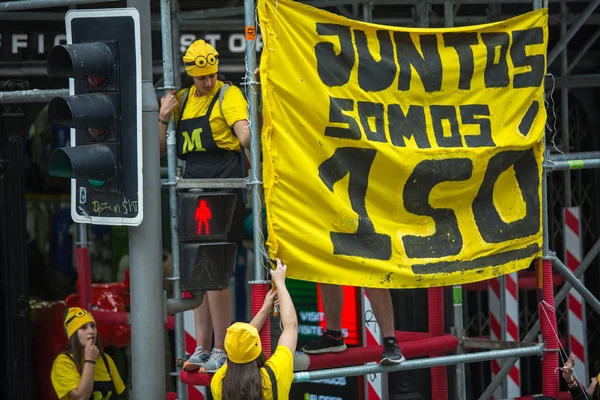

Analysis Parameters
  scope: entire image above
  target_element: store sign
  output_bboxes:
[0,31,67,60]
[0,25,262,61]
[177,33,263,58]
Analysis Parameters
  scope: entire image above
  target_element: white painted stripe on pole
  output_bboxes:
[183,309,206,398]
[488,278,503,399]
[564,229,580,256]
[564,207,589,385]
[363,291,383,400]
[505,272,521,398]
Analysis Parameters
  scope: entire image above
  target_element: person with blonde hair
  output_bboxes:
[50,307,126,399]
[210,259,298,400]
[158,39,251,372]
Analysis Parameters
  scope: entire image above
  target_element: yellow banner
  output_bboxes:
[259,0,548,288]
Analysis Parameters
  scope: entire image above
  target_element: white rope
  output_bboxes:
[539,299,590,399]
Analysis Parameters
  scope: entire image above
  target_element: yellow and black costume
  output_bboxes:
[50,307,126,400]
[174,39,249,247]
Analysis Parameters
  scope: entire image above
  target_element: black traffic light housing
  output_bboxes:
[47,9,142,226]
[178,192,238,291]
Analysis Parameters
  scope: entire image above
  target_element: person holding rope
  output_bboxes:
[50,307,126,399]
[158,39,251,373]
[562,354,600,399]
[210,258,297,400]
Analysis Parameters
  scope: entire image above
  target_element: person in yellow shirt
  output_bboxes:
[158,39,251,373]
[51,307,126,400]
[211,259,298,400]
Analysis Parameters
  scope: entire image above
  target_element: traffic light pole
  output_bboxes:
[159,0,187,398]
[127,0,166,397]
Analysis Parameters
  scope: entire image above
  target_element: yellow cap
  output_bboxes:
[183,40,219,77]
[64,307,95,339]
[224,322,262,364]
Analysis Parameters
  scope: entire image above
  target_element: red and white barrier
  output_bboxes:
[564,207,589,384]
[505,272,521,397]
[362,289,385,400]
[184,309,207,400]
[489,273,521,399]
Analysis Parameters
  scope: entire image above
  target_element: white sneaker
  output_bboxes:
[183,346,210,371]
[200,348,227,373]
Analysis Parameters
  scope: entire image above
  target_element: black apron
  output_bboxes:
[175,87,245,248]
[67,353,120,400]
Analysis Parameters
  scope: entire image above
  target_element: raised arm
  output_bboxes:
[249,286,277,331]
[271,259,298,353]
[561,354,590,400]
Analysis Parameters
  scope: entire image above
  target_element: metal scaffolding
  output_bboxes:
[1,0,600,399]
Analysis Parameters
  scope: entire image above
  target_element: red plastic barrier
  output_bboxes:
[306,335,459,371]
[540,259,560,397]
[180,335,459,386]
[251,282,272,358]
[76,247,92,310]
[165,316,176,330]
[395,330,431,342]
[180,370,214,387]
[92,310,130,325]
[167,391,203,400]
[428,287,448,400]
[65,270,131,347]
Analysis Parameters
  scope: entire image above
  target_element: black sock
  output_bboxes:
[326,329,343,339]
[383,337,398,346]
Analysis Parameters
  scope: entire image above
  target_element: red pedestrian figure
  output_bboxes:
[195,199,212,235]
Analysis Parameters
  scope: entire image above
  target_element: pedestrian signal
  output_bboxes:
[177,192,238,291]
[196,200,212,235]
[178,192,237,241]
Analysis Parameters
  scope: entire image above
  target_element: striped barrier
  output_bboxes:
[489,273,521,399]
[184,308,207,400]
[363,289,385,400]
[564,207,589,384]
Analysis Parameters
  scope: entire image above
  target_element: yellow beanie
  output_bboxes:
[64,307,95,338]
[224,322,262,364]
[183,40,219,77]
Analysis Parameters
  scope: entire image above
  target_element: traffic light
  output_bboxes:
[46,9,143,226]
[178,192,238,291]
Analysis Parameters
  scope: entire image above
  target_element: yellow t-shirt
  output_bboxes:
[173,81,249,152]
[210,346,294,400]
[50,353,126,400]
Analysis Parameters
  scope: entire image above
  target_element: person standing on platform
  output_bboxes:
[300,285,404,365]
[158,39,251,373]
